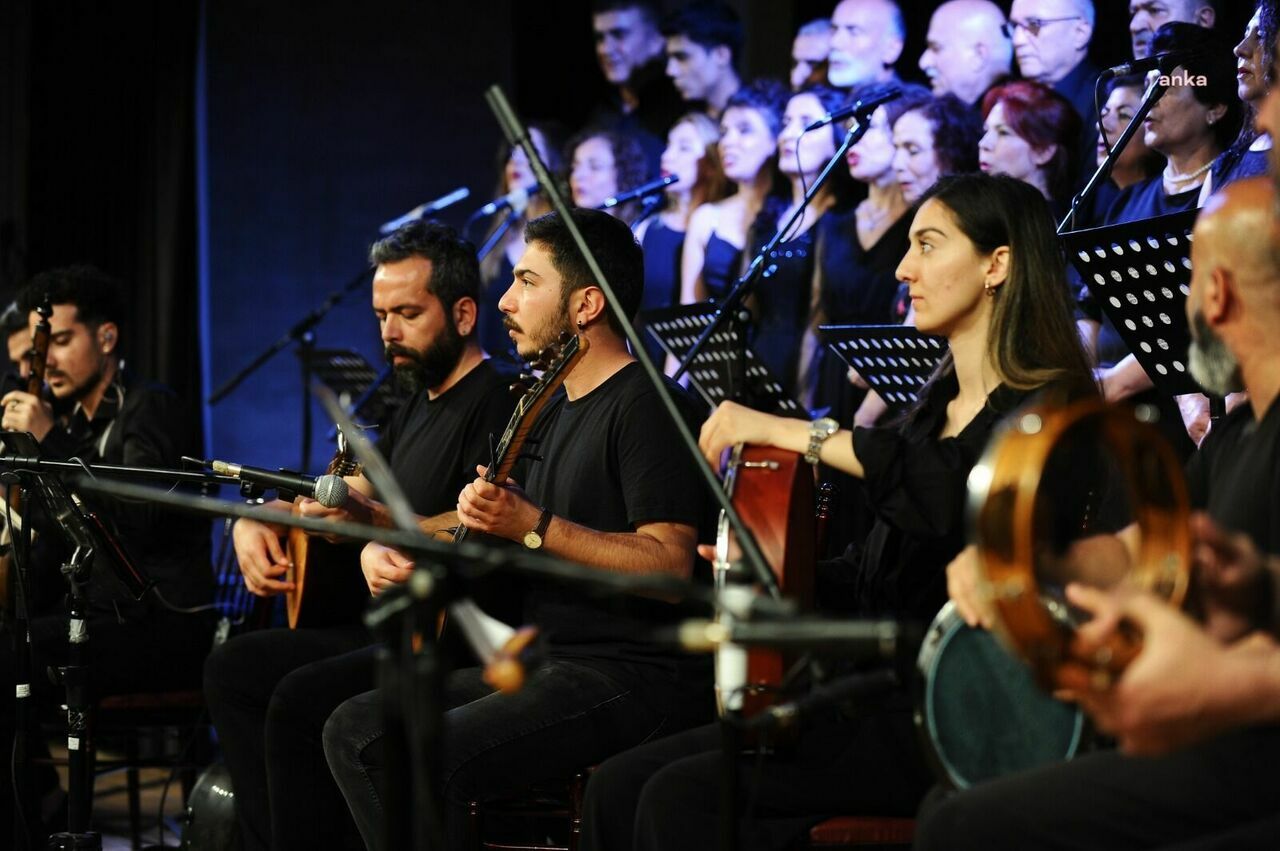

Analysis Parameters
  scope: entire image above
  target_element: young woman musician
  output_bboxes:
[578,173,1097,851]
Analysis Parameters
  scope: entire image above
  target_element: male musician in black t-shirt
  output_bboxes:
[0,266,214,843]
[322,208,712,851]
[203,221,518,851]
[919,177,1280,850]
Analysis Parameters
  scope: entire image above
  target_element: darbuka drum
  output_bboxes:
[916,601,1084,790]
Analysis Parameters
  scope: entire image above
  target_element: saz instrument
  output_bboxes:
[712,444,815,726]
[452,332,587,547]
[284,429,366,629]
[916,400,1190,789]
[446,332,588,664]
[0,296,54,611]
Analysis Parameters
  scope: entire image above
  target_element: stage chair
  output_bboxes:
[808,815,915,848]
[466,768,592,851]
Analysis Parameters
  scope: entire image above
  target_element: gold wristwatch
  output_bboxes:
[523,507,553,550]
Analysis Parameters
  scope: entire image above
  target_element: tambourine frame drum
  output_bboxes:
[968,399,1191,687]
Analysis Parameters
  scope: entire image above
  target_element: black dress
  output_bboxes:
[747,198,819,400]
[638,218,685,365]
[810,207,910,420]
[701,230,742,302]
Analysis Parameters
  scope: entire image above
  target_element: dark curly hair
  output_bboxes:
[565,129,651,221]
[900,94,982,175]
[982,81,1081,207]
[723,77,790,139]
[19,265,127,344]
[1261,0,1280,86]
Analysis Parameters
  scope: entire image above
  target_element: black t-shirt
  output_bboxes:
[376,359,517,519]
[1185,396,1280,556]
[520,361,710,668]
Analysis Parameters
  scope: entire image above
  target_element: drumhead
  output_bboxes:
[180,762,243,850]
[916,602,1084,789]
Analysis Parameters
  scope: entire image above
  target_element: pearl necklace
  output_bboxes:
[1163,160,1213,189]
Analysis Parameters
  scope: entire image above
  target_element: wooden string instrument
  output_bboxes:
[284,429,367,629]
[0,296,54,610]
[448,332,588,674]
[713,444,816,726]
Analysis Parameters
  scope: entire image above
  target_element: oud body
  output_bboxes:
[284,431,368,629]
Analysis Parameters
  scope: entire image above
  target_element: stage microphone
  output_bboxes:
[673,617,907,657]
[597,174,678,209]
[209,461,350,508]
[378,186,471,233]
[805,85,902,131]
[474,185,541,218]
[1101,48,1204,79]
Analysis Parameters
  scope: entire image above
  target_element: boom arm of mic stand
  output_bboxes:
[674,118,870,380]
[483,85,784,600]
[207,266,374,405]
[1058,79,1167,235]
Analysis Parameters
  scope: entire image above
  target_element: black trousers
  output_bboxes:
[913,725,1280,851]
[202,625,374,851]
[2,606,216,844]
[579,707,932,851]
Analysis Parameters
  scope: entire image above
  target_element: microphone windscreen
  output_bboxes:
[313,474,350,508]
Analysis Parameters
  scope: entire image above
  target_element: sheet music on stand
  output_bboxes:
[641,302,804,416]
[1063,210,1202,398]
[300,348,399,426]
[820,324,948,409]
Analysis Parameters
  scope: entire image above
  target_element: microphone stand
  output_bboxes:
[475,207,521,263]
[673,116,871,384]
[0,453,235,850]
[206,265,374,473]
[1058,75,1168,235]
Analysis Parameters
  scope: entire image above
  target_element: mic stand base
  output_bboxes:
[49,574,100,851]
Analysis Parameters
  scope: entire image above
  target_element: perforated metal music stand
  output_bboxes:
[302,347,398,424]
[1063,211,1202,397]
[641,302,804,416]
[820,324,948,409]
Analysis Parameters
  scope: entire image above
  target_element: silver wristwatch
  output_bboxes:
[804,417,839,465]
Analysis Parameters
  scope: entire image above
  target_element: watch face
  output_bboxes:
[523,531,543,549]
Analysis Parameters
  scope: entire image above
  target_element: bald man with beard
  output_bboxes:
[918,0,1013,107]
[916,177,1280,850]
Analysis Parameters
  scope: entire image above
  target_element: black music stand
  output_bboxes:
[820,324,948,410]
[1063,211,1207,399]
[641,302,804,416]
[303,348,398,431]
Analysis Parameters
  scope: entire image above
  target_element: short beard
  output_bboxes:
[1188,310,1242,396]
[385,318,466,396]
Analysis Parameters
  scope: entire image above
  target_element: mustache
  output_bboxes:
[384,344,424,363]
[503,317,522,333]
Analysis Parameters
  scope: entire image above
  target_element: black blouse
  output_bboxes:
[817,373,1037,623]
